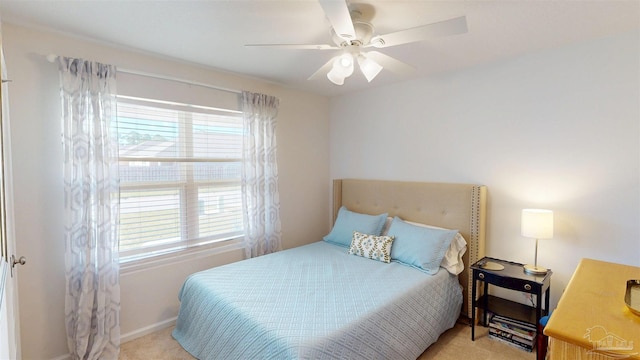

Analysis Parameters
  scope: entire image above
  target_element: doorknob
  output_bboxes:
[12,255,26,267]
[10,255,26,277]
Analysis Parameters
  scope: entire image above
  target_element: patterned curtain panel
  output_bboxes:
[58,57,120,360]
[241,91,282,258]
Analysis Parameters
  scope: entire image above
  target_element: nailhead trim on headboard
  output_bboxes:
[467,185,487,317]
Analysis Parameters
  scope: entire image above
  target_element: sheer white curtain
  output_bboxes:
[58,57,120,360]
[241,91,282,258]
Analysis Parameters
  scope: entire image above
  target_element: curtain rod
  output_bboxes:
[46,54,242,95]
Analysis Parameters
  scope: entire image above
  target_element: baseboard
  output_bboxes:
[49,317,178,360]
[49,354,71,360]
[120,316,178,343]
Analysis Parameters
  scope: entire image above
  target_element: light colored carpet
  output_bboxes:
[120,322,537,360]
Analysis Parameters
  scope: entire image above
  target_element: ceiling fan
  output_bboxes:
[246,0,468,85]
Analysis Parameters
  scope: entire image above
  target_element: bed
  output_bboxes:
[173,179,487,359]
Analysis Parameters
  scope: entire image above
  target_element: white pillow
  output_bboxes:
[382,218,467,275]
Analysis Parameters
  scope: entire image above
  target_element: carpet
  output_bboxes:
[120,321,536,360]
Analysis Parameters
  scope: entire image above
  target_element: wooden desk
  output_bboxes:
[544,258,640,360]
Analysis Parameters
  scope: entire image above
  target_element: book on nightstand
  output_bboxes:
[487,313,536,352]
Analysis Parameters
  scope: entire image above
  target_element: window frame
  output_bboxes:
[115,95,245,263]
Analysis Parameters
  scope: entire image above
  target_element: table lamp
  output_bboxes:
[521,209,553,275]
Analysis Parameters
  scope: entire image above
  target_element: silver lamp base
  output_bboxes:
[524,264,548,275]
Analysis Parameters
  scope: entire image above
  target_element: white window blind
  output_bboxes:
[116,95,244,261]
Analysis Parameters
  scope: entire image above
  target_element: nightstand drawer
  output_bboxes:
[475,270,539,293]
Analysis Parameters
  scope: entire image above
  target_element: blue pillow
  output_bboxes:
[323,206,388,247]
[387,216,458,274]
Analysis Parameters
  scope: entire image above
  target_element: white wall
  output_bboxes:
[330,31,639,309]
[3,23,330,359]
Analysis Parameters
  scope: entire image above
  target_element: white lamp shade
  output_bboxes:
[357,54,383,82]
[521,209,554,239]
[326,67,345,85]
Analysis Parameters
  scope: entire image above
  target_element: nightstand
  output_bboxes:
[470,257,552,352]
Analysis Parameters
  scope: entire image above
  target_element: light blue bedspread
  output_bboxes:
[173,241,462,359]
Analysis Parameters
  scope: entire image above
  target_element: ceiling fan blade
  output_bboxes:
[371,16,468,48]
[307,56,338,80]
[318,0,356,41]
[245,44,339,50]
[365,51,414,75]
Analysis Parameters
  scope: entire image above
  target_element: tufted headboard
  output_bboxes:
[332,179,487,319]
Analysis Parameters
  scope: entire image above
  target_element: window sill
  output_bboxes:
[120,238,245,275]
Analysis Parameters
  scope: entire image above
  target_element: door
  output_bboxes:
[0,27,21,360]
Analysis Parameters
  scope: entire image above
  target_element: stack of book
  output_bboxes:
[487,313,536,352]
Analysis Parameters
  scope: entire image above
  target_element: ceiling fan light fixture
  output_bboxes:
[337,53,354,76]
[357,54,383,82]
[327,53,355,85]
[326,67,345,85]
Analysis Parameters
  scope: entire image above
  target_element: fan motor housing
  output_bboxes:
[332,20,374,47]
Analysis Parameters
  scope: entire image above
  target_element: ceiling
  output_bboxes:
[1,0,638,97]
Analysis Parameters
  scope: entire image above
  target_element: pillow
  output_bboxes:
[380,216,393,235]
[323,206,388,247]
[405,220,467,275]
[348,231,395,263]
[387,217,458,274]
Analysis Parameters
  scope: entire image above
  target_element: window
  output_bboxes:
[116,95,244,261]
